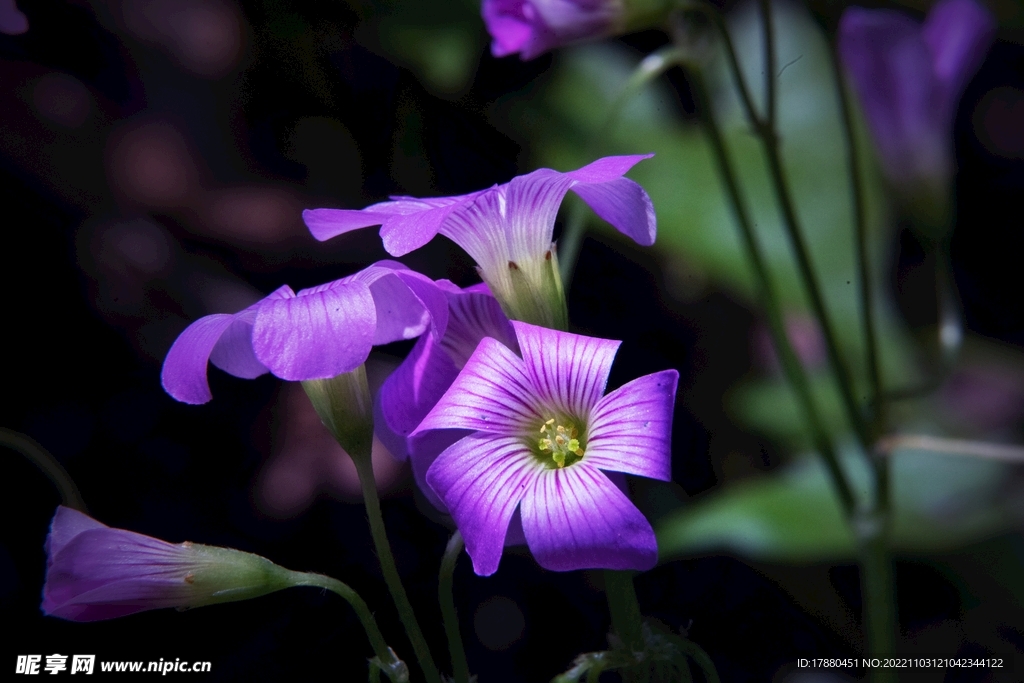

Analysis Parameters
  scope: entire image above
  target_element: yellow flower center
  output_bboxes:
[537,418,584,468]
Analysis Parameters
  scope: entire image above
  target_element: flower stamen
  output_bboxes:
[538,419,584,468]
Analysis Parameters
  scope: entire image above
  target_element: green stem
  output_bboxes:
[559,45,688,285]
[689,68,857,515]
[353,455,441,683]
[438,531,469,683]
[676,639,721,683]
[858,524,897,682]
[758,0,776,130]
[604,570,644,653]
[288,571,407,682]
[1,427,87,512]
[709,5,872,452]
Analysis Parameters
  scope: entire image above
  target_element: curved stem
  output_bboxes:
[758,0,776,130]
[676,639,721,683]
[438,531,469,683]
[353,456,441,683]
[559,45,688,285]
[689,68,857,515]
[1,427,86,512]
[288,571,407,681]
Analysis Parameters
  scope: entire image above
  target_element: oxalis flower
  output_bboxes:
[161,260,446,404]
[43,507,293,622]
[838,0,995,223]
[413,321,678,576]
[375,281,518,511]
[303,155,656,331]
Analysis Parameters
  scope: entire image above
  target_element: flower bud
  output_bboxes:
[43,506,295,622]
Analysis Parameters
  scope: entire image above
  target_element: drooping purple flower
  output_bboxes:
[482,0,624,60]
[303,155,657,330]
[413,321,678,576]
[43,506,293,622]
[161,260,446,404]
[838,0,995,197]
[375,281,518,511]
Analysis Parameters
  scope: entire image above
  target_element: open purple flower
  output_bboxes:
[376,281,518,511]
[43,507,292,622]
[161,260,446,404]
[483,0,624,60]
[413,321,678,576]
[303,155,656,330]
[838,0,995,204]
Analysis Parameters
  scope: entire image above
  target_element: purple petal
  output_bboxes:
[563,154,654,184]
[426,433,540,575]
[511,321,620,418]
[503,169,576,266]
[584,370,678,480]
[161,314,239,404]
[922,0,996,120]
[483,0,544,58]
[375,333,460,461]
[252,280,376,381]
[520,463,657,571]
[438,189,511,276]
[302,208,394,242]
[414,337,542,435]
[44,506,107,560]
[408,428,469,511]
[392,269,449,340]
[440,286,518,367]
[208,310,269,380]
[571,176,657,246]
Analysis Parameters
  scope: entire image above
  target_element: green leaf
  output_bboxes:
[656,445,1012,563]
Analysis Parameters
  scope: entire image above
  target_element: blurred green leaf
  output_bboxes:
[656,444,1013,563]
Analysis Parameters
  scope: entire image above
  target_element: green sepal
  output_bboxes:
[301,365,375,463]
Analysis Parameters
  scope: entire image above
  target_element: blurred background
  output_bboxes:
[2,0,1023,680]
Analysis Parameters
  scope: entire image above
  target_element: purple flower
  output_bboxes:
[376,281,518,511]
[43,507,292,622]
[161,260,446,404]
[303,155,656,330]
[482,0,624,60]
[412,321,678,576]
[838,0,995,196]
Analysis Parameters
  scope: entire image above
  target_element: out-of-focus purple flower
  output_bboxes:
[483,0,623,60]
[413,321,678,576]
[0,0,28,35]
[838,0,995,202]
[376,281,518,511]
[161,260,446,404]
[43,507,293,622]
[303,155,656,330]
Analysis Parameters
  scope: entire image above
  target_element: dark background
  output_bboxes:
[2,0,1023,680]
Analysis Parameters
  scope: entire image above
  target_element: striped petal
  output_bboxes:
[511,321,620,418]
[520,463,657,571]
[584,370,678,480]
[414,337,541,435]
[426,433,540,576]
[252,280,376,381]
[161,314,239,404]
[570,176,656,247]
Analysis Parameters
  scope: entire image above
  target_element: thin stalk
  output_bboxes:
[559,45,688,285]
[859,529,897,680]
[438,532,469,683]
[759,0,776,130]
[689,68,857,515]
[288,571,405,680]
[708,5,872,451]
[353,455,442,683]
[2,427,87,512]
